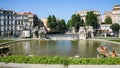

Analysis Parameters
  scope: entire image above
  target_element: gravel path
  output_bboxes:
[0,62,120,68]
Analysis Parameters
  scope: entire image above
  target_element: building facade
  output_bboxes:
[75,10,101,23]
[0,9,16,37]
[102,5,120,25]
[0,9,43,38]
[40,18,50,31]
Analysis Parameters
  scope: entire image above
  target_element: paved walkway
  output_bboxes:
[0,62,64,68]
[0,62,120,68]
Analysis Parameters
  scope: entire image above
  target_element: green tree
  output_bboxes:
[110,23,120,35]
[47,15,52,27]
[51,15,57,23]
[47,15,57,30]
[60,19,67,30]
[86,11,100,29]
[67,19,72,30]
[67,14,85,32]
[80,19,85,26]
[67,19,72,28]
[70,14,84,32]
[105,16,112,24]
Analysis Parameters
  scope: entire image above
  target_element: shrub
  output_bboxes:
[0,55,120,65]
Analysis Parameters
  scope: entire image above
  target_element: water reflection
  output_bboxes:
[7,40,120,58]
[23,41,30,55]
[0,45,10,56]
[99,42,120,54]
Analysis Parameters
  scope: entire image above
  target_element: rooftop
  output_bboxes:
[114,5,120,7]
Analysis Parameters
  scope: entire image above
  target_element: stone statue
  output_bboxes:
[38,27,46,39]
[86,26,94,39]
[32,26,38,38]
[78,27,86,40]
[78,26,94,40]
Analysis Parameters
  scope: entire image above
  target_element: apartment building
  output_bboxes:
[0,9,15,37]
[0,9,43,38]
[75,10,101,23]
[112,5,120,24]
[100,5,120,34]
[40,18,50,31]
[102,5,120,24]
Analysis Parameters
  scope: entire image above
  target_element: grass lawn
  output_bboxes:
[110,40,120,42]
[0,40,14,43]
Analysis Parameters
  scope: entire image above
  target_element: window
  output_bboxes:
[21,20,23,25]
[5,26,7,30]
[1,16,4,19]
[1,21,4,25]
[12,20,15,25]
[1,26,4,31]
[18,20,20,25]
[4,21,6,25]
[9,21,11,25]
[7,15,9,19]
[6,21,7,25]
[12,26,15,30]
[9,26,11,30]
[8,20,9,25]
[15,20,17,25]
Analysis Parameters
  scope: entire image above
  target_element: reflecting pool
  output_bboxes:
[7,40,120,58]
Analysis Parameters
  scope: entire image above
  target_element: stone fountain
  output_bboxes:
[78,26,94,40]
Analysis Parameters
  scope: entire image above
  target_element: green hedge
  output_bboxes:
[0,55,120,65]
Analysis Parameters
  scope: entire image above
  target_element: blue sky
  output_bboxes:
[0,0,120,22]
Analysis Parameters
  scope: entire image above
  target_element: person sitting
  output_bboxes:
[99,46,108,54]
[111,50,116,58]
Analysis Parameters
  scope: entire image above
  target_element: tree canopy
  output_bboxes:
[86,11,100,29]
[67,14,84,32]
[105,16,112,24]
[47,15,67,31]
[47,15,57,30]
[110,23,120,34]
